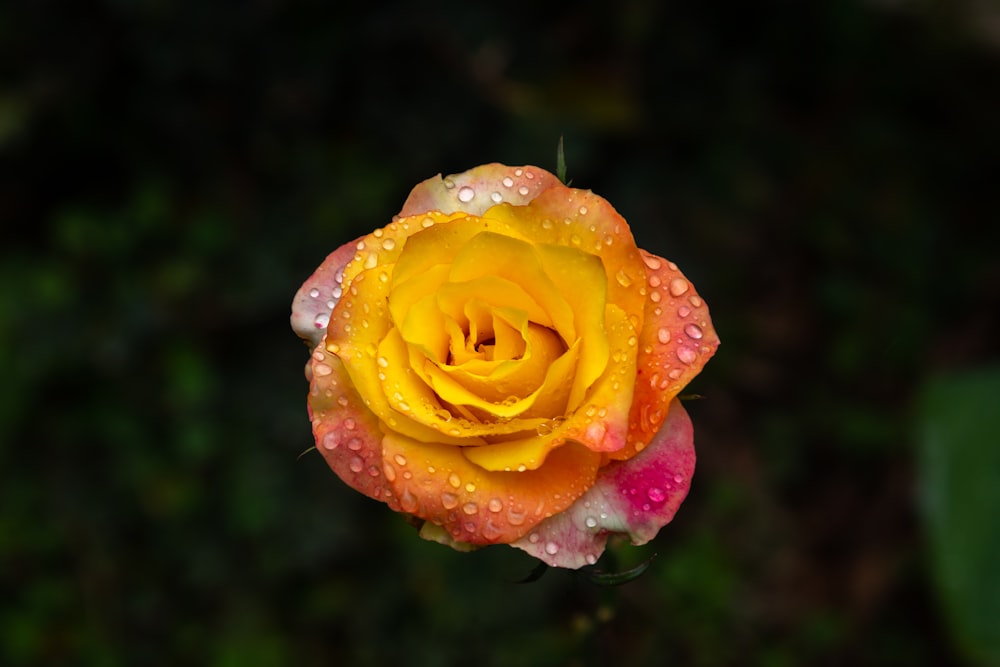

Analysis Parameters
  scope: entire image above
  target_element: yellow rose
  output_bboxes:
[291,163,718,568]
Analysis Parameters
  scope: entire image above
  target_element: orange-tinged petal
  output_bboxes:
[481,186,648,333]
[330,265,474,447]
[307,338,400,510]
[399,163,564,218]
[610,249,720,460]
[379,431,602,545]
[512,399,695,569]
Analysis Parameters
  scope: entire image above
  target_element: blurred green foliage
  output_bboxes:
[2,0,998,665]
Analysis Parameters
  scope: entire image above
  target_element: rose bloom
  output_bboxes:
[291,163,718,568]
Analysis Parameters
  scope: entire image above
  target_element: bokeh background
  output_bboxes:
[3,1,998,665]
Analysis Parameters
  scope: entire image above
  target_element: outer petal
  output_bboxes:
[511,398,695,569]
[380,432,602,545]
[611,249,721,460]
[399,164,563,218]
[307,337,401,511]
[291,238,360,350]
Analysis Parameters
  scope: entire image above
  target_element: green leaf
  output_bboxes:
[919,367,1000,666]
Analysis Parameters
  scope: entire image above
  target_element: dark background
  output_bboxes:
[2,1,998,665]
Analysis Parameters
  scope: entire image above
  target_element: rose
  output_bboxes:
[291,163,718,568]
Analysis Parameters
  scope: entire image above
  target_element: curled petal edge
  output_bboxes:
[511,398,695,569]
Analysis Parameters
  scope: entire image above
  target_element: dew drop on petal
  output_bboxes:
[448,473,462,489]
[518,185,530,196]
[381,238,396,251]
[643,255,662,270]
[322,432,340,450]
[346,437,361,451]
[647,487,666,502]
[308,287,320,298]
[441,492,459,509]
[314,313,330,329]
[458,186,475,202]
[314,363,333,376]
[488,498,503,513]
[462,502,479,515]
[490,191,502,203]
[393,454,407,466]
[502,176,514,188]
[585,516,598,529]
[349,456,364,473]
[544,542,560,555]
[685,323,704,340]
[657,327,671,344]
[615,269,633,287]
[669,278,689,297]
[677,346,698,364]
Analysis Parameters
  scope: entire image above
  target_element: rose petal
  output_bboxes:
[380,432,602,545]
[307,337,401,510]
[610,249,720,460]
[399,164,563,218]
[290,238,360,350]
[511,398,695,568]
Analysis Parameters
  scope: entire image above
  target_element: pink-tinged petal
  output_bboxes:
[398,164,563,218]
[511,399,695,569]
[610,249,721,461]
[307,337,400,511]
[291,239,360,350]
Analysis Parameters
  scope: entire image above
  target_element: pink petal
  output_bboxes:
[511,398,695,569]
[290,238,360,350]
[398,163,563,218]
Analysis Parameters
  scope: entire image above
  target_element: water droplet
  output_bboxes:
[615,269,633,287]
[586,554,597,565]
[525,170,535,180]
[381,238,396,251]
[364,253,378,269]
[488,498,503,512]
[314,313,330,329]
[514,168,523,176]
[441,492,459,509]
[383,463,396,482]
[322,432,340,450]
[443,178,455,189]
[394,454,407,466]
[536,422,553,436]
[397,401,411,412]
[650,290,661,303]
[314,363,332,376]
[344,418,356,430]
[528,532,540,544]
[349,456,364,473]
[490,191,502,203]
[448,473,462,488]
[657,327,671,344]
[462,502,478,515]
[677,346,697,364]
[643,255,662,270]
[627,335,638,347]
[502,176,514,187]
[585,421,606,444]
[368,465,380,477]
[344,438,361,452]
[648,275,661,288]
[507,507,526,525]
[544,541,559,555]
[377,356,389,368]
[464,482,476,493]
[434,409,452,422]
[669,278,689,296]
[456,186,474,202]
[309,287,320,298]
[684,323,704,340]
[678,305,692,318]
[585,516,598,529]
[518,185,530,196]
[647,487,666,502]
[399,490,418,513]
[570,234,581,245]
